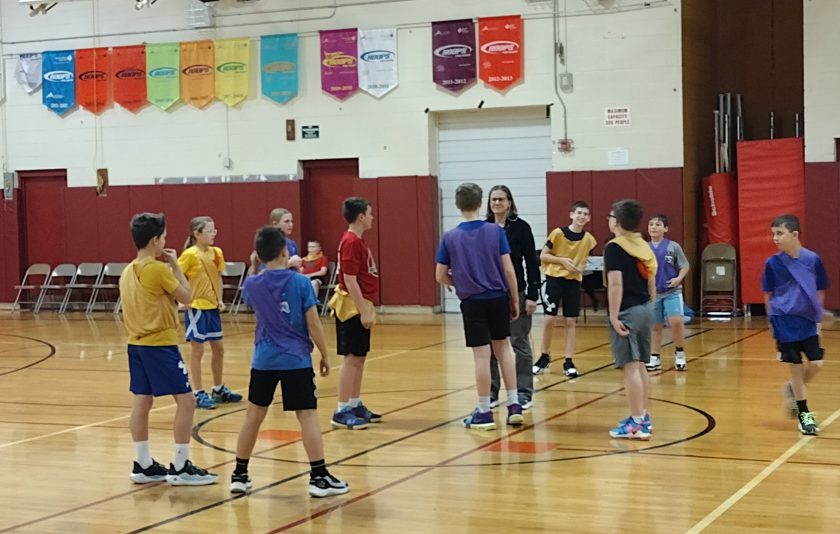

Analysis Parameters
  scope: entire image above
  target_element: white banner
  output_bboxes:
[358,28,397,98]
[15,53,42,94]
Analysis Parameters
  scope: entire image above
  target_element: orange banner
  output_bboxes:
[180,41,215,109]
[112,45,146,113]
[75,48,110,114]
[478,15,523,91]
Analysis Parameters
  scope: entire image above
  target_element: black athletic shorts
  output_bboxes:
[777,335,824,365]
[542,276,581,317]
[336,315,371,356]
[460,296,511,347]
[248,368,317,410]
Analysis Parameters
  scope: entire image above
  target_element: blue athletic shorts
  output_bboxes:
[184,308,223,343]
[128,345,192,396]
[654,291,683,324]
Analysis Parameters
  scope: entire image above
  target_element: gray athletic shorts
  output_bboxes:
[608,302,654,368]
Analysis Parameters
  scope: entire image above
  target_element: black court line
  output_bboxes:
[129,330,749,532]
[0,333,55,377]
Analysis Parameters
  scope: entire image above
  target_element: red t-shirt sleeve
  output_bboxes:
[317,256,329,270]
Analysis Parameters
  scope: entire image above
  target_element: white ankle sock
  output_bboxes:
[173,443,190,471]
[478,396,491,413]
[134,441,152,469]
[349,397,361,408]
[506,389,519,406]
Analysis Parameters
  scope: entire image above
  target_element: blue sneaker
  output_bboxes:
[331,407,369,430]
[464,409,496,430]
[506,403,524,426]
[212,384,242,404]
[643,413,653,432]
[195,390,217,410]
[352,403,382,423]
[609,417,651,440]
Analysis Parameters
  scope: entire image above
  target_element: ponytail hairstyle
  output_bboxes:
[184,216,214,251]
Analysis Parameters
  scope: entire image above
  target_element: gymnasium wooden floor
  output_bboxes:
[0,310,838,533]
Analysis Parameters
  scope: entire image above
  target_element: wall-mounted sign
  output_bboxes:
[302,125,320,139]
[605,106,630,127]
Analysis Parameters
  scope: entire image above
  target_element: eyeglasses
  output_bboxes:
[202,228,218,234]
[608,214,616,219]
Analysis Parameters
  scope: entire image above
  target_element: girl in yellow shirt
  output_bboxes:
[178,216,242,409]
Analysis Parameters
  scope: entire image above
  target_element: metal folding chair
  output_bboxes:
[221,261,246,313]
[320,262,338,317]
[87,262,128,314]
[12,263,51,312]
[34,264,77,313]
[60,263,104,313]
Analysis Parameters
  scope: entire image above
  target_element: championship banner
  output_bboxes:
[260,34,298,105]
[478,15,522,91]
[16,53,42,94]
[215,38,249,107]
[112,45,146,113]
[358,28,397,98]
[42,50,75,116]
[180,40,215,109]
[75,47,110,114]
[320,28,358,101]
[146,43,180,110]
[432,19,476,93]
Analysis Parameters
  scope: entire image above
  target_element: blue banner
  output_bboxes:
[261,34,298,104]
[42,50,76,116]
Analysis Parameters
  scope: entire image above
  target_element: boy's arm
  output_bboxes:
[607,270,629,336]
[435,263,454,287]
[162,249,192,305]
[501,254,520,321]
[669,244,690,287]
[648,274,657,303]
[540,246,580,274]
[305,306,331,377]
[343,274,373,328]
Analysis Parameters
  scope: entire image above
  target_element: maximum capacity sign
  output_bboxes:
[604,107,630,127]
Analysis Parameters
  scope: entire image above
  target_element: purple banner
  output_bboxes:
[432,19,476,93]
[320,28,358,101]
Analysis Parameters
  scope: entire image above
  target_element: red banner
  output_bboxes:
[478,15,522,91]
[112,45,147,113]
[75,48,110,114]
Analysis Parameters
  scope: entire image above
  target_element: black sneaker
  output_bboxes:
[130,459,168,484]
[798,411,819,435]
[166,460,219,486]
[308,473,350,497]
[532,354,551,375]
[230,472,253,494]
[563,359,579,378]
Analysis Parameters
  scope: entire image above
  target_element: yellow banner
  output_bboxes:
[180,40,215,109]
[214,38,250,107]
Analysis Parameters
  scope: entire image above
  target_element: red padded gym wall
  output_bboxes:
[64,187,100,264]
[0,197,21,301]
[737,137,804,304]
[804,162,840,308]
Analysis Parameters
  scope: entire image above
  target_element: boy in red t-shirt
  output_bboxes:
[301,240,330,296]
[328,197,381,429]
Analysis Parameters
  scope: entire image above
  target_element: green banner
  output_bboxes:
[146,43,180,110]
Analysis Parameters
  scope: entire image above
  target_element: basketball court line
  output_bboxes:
[686,406,840,533]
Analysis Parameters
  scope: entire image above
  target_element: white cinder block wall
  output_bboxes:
[804,0,840,163]
[0,0,683,187]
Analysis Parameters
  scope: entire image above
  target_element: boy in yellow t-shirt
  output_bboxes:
[536,201,597,378]
[178,216,242,410]
[120,212,218,486]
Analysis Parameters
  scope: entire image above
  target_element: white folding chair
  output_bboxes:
[221,261,246,313]
[60,263,104,313]
[34,264,77,313]
[87,262,128,314]
[12,263,51,312]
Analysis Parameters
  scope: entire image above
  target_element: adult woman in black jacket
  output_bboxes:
[486,185,541,409]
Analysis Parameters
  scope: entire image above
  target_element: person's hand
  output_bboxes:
[510,299,520,321]
[610,317,630,336]
[667,277,681,288]
[319,354,331,377]
[249,250,260,273]
[525,299,537,316]
[288,256,303,269]
[218,301,226,312]
[360,310,374,329]
[160,248,178,266]
[561,258,580,274]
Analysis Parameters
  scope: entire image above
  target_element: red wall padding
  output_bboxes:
[4,177,444,306]
[804,163,840,309]
[737,138,805,304]
[546,168,684,254]
[702,172,738,246]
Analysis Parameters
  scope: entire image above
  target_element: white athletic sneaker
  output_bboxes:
[646,355,662,371]
[675,350,687,371]
[309,474,350,497]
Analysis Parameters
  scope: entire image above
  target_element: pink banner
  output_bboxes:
[320,28,358,101]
